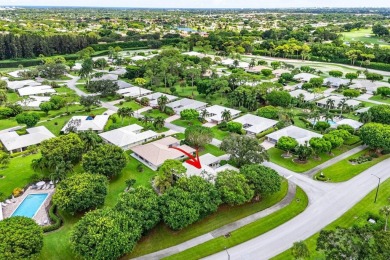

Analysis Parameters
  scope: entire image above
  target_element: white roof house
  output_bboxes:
[204,105,241,124]
[349,80,390,94]
[117,80,133,89]
[17,85,55,96]
[184,153,238,181]
[17,96,51,110]
[293,73,317,82]
[355,107,370,114]
[316,96,361,108]
[7,70,26,78]
[272,69,290,77]
[117,87,152,98]
[99,124,158,150]
[266,125,322,145]
[245,65,269,74]
[131,136,196,170]
[7,80,41,91]
[136,92,178,107]
[0,126,55,153]
[233,114,278,135]
[221,59,249,68]
[91,73,118,81]
[323,77,349,88]
[110,68,127,76]
[167,98,207,114]
[61,115,109,133]
[130,55,148,61]
[290,89,318,101]
[332,119,363,130]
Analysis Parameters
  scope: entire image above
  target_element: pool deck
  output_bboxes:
[1,186,55,225]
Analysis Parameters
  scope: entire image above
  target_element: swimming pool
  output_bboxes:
[310,120,337,126]
[11,193,48,218]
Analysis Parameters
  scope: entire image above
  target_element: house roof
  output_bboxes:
[289,89,317,101]
[293,73,317,82]
[333,119,363,130]
[316,95,361,107]
[17,96,51,108]
[117,87,152,97]
[246,65,269,73]
[91,73,118,81]
[110,68,127,75]
[61,115,109,132]
[136,92,178,106]
[0,126,55,151]
[205,105,241,122]
[117,80,133,89]
[99,124,157,148]
[266,125,322,145]
[17,85,55,96]
[323,77,349,87]
[272,69,290,76]
[167,98,207,113]
[233,114,278,134]
[349,80,390,93]
[132,136,195,166]
[131,55,148,61]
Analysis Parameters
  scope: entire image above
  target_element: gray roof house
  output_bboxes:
[266,125,322,145]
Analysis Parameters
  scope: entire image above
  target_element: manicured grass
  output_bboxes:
[128,180,290,258]
[104,116,140,131]
[211,126,229,140]
[314,149,390,182]
[165,186,308,260]
[369,95,390,104]
[171,118,202,128]
[341,28,390,46]
[0,153,41,198]
[6,92,21,103]
[115,100,142,110]
[268,146,354,173]
[55,86,76,95]
[75,83,90,93]
[200,144,226,156]
[273,178,390,260]
[141,109,170,119]
[0,118,20,130]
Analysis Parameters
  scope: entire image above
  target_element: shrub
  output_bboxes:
[12,187,23,197]
[42,204,63,233]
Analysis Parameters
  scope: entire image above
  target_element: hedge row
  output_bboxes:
[256,127,276,139]
[42,204,63,233]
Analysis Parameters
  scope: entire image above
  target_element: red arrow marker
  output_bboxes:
[170,146,202,169]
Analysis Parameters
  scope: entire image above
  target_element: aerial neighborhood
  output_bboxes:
[0,4,389,260]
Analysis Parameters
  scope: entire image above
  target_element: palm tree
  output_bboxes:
[380,206,390,231]
[324,112,334,122]
[78,130,102,152]
[233,59,239,68]
[157,95,168,112]
[153,116,165,129]
[200,109,210,121]
[221,109,232,122]
[117,107,134,125]
[359,111,372,124]
[325,98,335,112]
[338,98,348,116]
[50,160,74,185]
[141,115,152,126]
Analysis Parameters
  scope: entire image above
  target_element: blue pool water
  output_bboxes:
[311,120,337,126]
[11,194,48,218]
[176,27,197,32]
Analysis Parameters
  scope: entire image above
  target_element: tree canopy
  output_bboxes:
[184,125,214,149]
[240,164,281,197]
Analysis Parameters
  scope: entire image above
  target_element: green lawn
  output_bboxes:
[75,84,89,93]
[6,92,21,103]
[369,95,390,104]
[166,186,308,260]
[55,86,76,95]
[211,126,230,140]
[0,153,41,199]
[200,144,226,156]
[273,178,390,260]
[341,28,390,46]
[268,145,355,173]
[141,109,170,119]
[314,149,390,182]
[0,118,20,130]
[115,100,142,110]
[104,116,140,131]
[128,180,290,258]
[171,118,202,128]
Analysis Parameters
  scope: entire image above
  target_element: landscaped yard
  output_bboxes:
[369,95,390,104]
[166,186,308,260]
[141,109,170,119]
[199,144,226,157]
[314,149,390,182]
[171,118,202,128]
[268,145,358,173]
[273,178,390,260]
[115,100,142,110]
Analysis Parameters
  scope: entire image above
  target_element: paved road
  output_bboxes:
[204,158,390,260]
[134,182,297,260]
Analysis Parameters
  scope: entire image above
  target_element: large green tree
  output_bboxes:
[154,160,186,193]
[184,125,214,149]
[15,112,40,127]
[240,164,281,198]
[277,136,298,156]
[360,123,390,152]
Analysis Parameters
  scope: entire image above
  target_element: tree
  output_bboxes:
[240,164,281,198]
[257,106,279,119]
[295,142,313,162]
[0,217,43,259]
[380,206,390,231]
[39,101,53,115]
[309,77,324,88]
[157,95,168,112]
[0,90,7,105]
[266,90,292,107]
[323,132,345,149]
[271,61,281,70]
[53,173,108,214]
[215,170,254,206]
[277,136,298,156]
[50,159,73,183]
[86,80,119,97]
[343,89,360,98]
[365,72,384,82]
[221,109,232,122]
[154,160,186,193]
[360,123,390,152]
[82,144,127,178]
[78,130,102,152]
[80,96,100,112]
[328,70,343,78]
[184,125,214,149]
[226,121,243,134]
[70,208,141,260]
[0,151,10,169]
[345,72,358,83]
[115,187,160,231]
[79,58,93,84]
[15,112,40,127]
[117,107,134,125]
[153,116,165,129]
[369,105,390,125]
[314,121,331,133]
[180,108,199,120]
[309,137,332,158]
[134,77,147,87]
[261,69,273,77]
[291,241,310,260]
[372,23,389,36]
[345,49,362,65]
[220,134,269,167]
[376,87,390,99]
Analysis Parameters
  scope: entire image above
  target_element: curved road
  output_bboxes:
[204,158,390,260]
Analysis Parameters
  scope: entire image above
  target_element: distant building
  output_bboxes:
[117,87,152,98]
[17,85,55,96]
[203,105,241,124]
[233,114,278,136]
[136,92,178,107]
[293,73,317,82]
[167,98,207,114]
[323,77,349,88]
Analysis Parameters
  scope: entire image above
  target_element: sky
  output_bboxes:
[2,0,390,8]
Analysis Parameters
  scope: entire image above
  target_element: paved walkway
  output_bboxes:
[134,181,297,260]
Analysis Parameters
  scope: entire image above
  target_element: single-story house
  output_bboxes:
[61,115,109,133]
[17,96,51,110]
[293,73,317,82]
[136,92,178,107]
[117,87,152,98]
[131,136,196,170]
[91,73,118,81]
[233,114,278,136]
[182,51,206,58]
[0,126,55,154]
[355,107,370,114]
[316,95,361,109]
[245,65,269,74]
[272,69,290,77]
[130,55,148,62]
[184,153,238,181]
[110,68,127,76]
[221,59,249,69]
[7,70,26,78]
[204,105,241,124]
[323,77,349,88]
[349,80,390,95]
[17,85,56,96]
[6,80,41,91]
[332,119,363,130]
[117,80,133,89]
[266,125,322,145]
[167,98,207,114]
[99,124,158,150]
[289,89,318,102]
